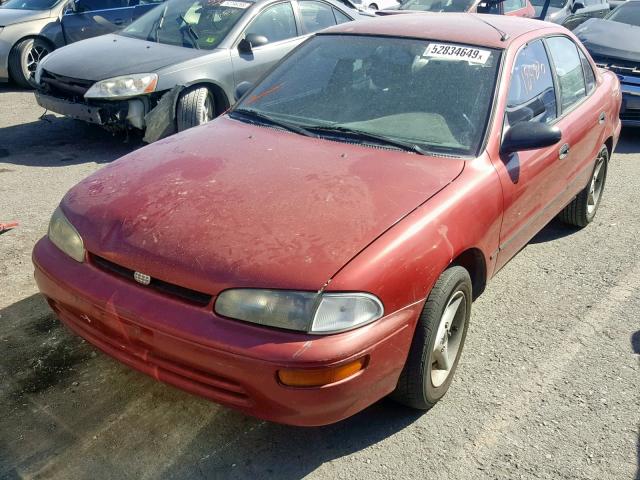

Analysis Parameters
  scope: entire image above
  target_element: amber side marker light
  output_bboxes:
[278,357,366,387]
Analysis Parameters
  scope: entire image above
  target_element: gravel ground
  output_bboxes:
[0,84,639,480]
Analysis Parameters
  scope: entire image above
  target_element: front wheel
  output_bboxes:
[176,86,215,132]
[558,144,608,228]
[391,266,472,410]
[9,37,51,88]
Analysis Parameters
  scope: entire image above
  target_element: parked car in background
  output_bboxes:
[337,0,399,11]
[574,0,640,125]
[0,0,164,87]
[33,14,621,426]
[378,0,535,17]
[533,0,609,29]
[33,0,365,141]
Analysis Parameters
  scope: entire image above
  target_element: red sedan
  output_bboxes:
[33,14,621,426]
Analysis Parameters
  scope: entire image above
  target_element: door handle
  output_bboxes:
[559,143,570,160]
[598,112,606,124]
[113,18,124,25]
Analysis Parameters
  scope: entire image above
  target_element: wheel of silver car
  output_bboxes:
[177,86,216,132]
[391,266,472,410]
[368,2,379,8]
[9,37,51,89]
[559,144,609,228]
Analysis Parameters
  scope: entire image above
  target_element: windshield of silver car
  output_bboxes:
[120,0,251,49]
[1,0,61,10]
[232,35,501,157]
[399,0,474,12]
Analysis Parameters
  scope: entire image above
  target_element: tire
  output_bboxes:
[558,144,608,228]
[391,266,472,410]
[176,86,215,132]
[369,3,379,8]
[9,37,51,89]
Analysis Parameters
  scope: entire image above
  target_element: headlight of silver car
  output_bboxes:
[48,207,85,262]
[215,289,384,334]
[84,73,158,99]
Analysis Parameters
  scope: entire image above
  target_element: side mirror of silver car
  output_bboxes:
[238,33,269,54]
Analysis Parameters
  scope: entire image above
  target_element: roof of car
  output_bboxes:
[322,13,560,49]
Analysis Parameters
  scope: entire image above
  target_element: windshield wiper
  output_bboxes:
[305,125,427,155]
[230,109,316,137]
[178,14,200,49]
[152,4,168,43]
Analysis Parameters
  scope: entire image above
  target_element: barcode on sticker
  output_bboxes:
[221,0,251,7]
[423,43,491,64]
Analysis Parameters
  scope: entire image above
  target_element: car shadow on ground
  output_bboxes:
[0,294,423,480]
[0,116,143,167]
[528,218,580,244]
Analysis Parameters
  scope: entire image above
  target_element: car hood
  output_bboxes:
[0,8,51,26]
[39,34,207,81]
[574,19,640,63]
[61,116,465,295]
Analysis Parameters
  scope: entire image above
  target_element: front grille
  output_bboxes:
[40,69,94,100]
[621,109,640,121]
[593,57,640,78]
[91,254,213,307]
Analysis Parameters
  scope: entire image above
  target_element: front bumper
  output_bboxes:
[32,238,419,426]
[34,91,147,129]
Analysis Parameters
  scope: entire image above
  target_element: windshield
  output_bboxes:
[234,35,501,156]
[530,0,566,8]
[399,0,474,12]
[120,0,251,49]
[606,1,640,26]
[0,0,60,10]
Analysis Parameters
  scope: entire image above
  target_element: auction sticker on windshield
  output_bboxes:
[220,0,251,7]
[424,43,491,64]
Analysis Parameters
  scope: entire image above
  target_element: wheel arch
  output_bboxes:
[449,248,487,300]
[179,80,231,117]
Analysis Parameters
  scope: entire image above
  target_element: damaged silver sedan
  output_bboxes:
[33,0,365,141]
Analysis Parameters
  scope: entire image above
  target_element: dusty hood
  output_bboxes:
[0,8,51,26]
[61,116,464,295]
[574,19,640,63]
[38,33,206,81]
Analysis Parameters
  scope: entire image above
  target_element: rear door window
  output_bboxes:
[506,39,557,126]
[299,0,337,33]
[546,36,587,113]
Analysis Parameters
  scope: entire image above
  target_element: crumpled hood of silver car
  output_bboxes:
[38,33,209,82]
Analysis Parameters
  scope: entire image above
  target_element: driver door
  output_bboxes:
[230,2,306,88]
[61,0,134,44]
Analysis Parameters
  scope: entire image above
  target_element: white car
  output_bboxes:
[337,0,399,10]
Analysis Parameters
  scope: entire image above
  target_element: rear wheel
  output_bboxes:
[391,266,472,410]
[176,86,215,132]
[9,37,51,88]
[559,144,608,228]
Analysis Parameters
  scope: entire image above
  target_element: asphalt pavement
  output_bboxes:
[1,84,639,480]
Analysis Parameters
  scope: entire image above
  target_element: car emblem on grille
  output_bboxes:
[133,271,151,285]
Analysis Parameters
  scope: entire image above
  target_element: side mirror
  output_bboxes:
[572,2,584,12]
[500,122,562,155]
[238,33,269,53]
[234,81,254,101]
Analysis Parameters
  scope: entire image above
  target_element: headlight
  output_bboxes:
[84,73,158,99]
[215,289,384,334]
[48,207,85,262]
